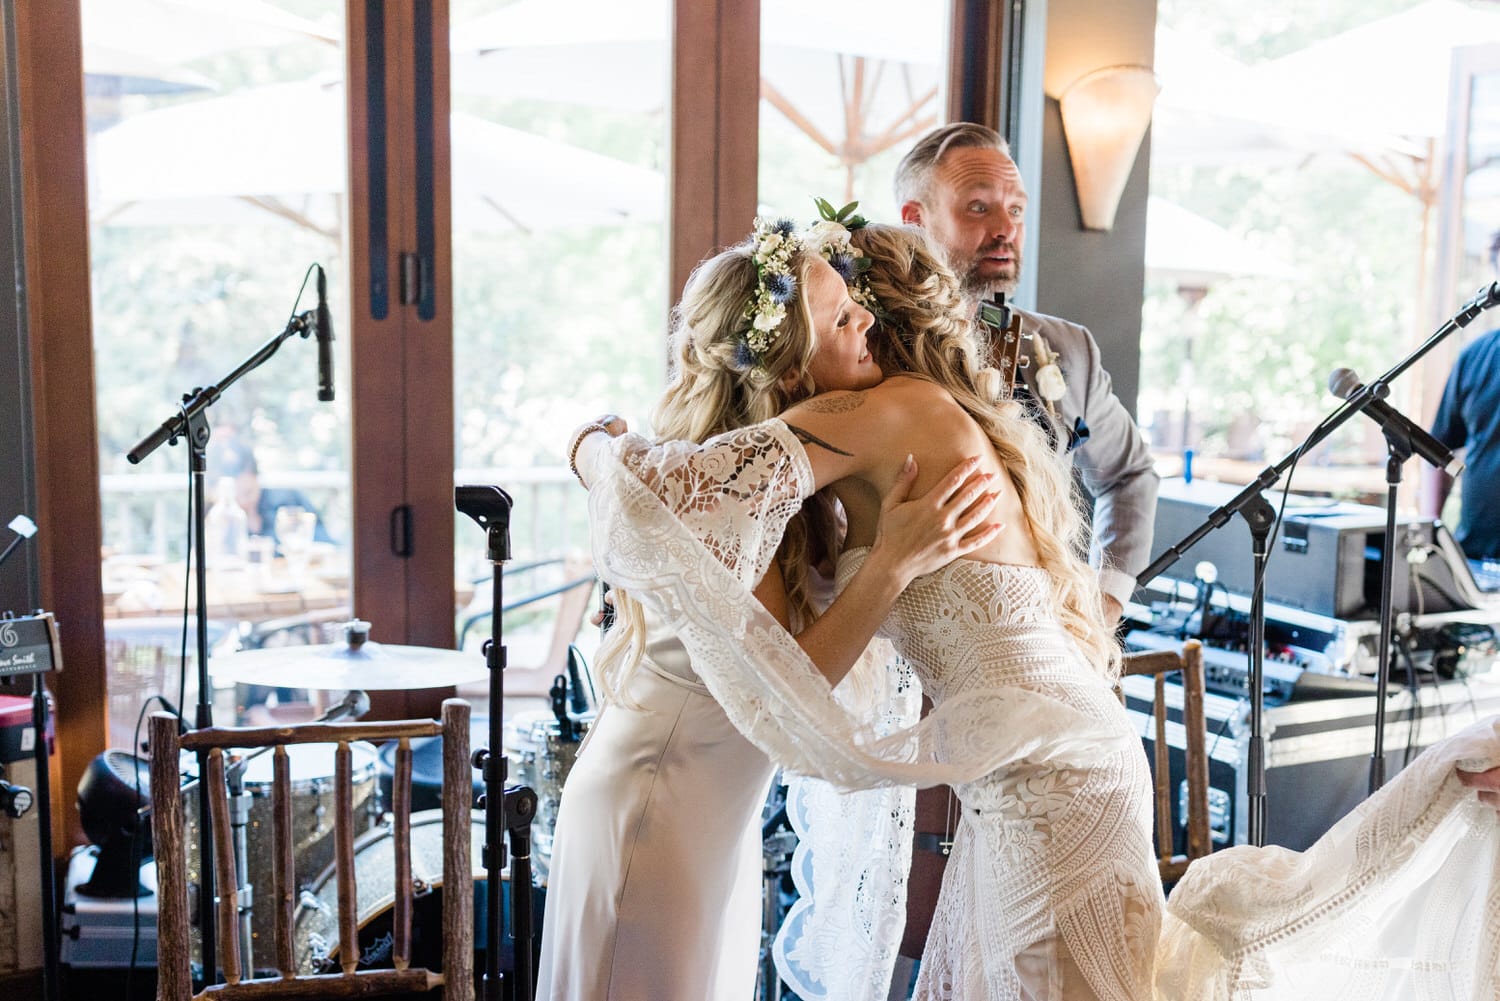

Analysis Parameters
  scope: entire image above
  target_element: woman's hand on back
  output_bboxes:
[868,454,1004,586]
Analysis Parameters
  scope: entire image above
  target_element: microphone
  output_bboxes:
[315,264,335,402]
[1328,368,1464,476]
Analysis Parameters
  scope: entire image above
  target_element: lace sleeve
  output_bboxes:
[582,418,814,587]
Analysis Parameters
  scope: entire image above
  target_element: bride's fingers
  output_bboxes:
[1457,766,1500,808]
[951,488,1001,531]
[931,470,993,525]
[924,455,986,508]
[878,455,920,515]
[957,520,1006,550]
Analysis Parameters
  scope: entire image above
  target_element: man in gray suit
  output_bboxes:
[888,123,1160,981]
[896,121,1158,624]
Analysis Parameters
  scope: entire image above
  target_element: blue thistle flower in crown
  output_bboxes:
[826,251,856,283]
[765,270,797,305]
[805,196,878,313]
[733,338,759,370]
[739,216,805,368]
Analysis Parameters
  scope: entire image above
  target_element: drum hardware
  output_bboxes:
[502,709,594,885]
[457,483,537,1001]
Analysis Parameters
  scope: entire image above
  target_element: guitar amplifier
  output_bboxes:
[1145,478,1436,619]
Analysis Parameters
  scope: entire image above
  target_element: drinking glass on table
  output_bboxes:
[274,506,318,583]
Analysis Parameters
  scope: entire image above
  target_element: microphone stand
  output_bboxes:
[125,304,318,985]
[1138,281,1500,846]
[456,486,538,1001]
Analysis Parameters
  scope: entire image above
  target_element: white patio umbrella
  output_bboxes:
[1151,26,1417,168]
[1241,1,1500,421]
[450,0,946,198]
[81,0,339,63]
[1145,196,1293,288]
[89,78,663,237]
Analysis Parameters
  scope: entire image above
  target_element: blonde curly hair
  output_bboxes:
[596,236,833,703]
[851,222,1120,677]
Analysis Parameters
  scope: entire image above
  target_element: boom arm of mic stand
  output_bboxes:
[125,311,315,465]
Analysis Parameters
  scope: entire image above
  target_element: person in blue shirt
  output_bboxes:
[1422,229,1500,563]
[212,434,334,553]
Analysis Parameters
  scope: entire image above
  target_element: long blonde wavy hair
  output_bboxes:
[852,223,1120,677]
[596,236,834,703]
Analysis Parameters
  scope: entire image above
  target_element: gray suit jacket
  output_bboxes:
[997,306,1159,606]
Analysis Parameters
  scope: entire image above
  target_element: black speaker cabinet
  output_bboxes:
[1146,477,1436,620]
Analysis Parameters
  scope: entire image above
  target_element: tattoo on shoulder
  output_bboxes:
[802,391,867,414]
[786,423,853,457]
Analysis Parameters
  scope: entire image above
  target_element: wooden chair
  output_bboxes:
[149,699,475,1000]
[1121,639,1212,883]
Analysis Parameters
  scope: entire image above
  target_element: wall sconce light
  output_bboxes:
[1058,65,1160,231]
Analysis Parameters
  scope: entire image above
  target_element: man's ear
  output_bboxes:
[900,201,923,226]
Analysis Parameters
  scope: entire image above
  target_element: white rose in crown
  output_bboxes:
[804,219,850,254]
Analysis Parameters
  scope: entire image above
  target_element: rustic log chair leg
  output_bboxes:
[150,713,193,1001]
[208,748,242,984]
[273,745,295,978]
[442,699,475,1001]
[393,738,413,972]
[335,740,358,976]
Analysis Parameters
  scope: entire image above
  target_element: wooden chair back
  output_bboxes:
[149,699,475,1001]
[1120,640,1212,883]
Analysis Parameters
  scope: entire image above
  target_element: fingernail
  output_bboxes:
[904,454,915,472]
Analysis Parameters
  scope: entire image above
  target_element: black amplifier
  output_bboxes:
[1145,478,1436,620]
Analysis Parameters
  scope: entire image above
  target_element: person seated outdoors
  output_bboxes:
[212,432,334,553]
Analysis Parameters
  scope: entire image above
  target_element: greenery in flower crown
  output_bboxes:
[740,216,802,367]
[806,197,878,313]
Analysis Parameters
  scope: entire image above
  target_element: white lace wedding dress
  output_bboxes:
[838,547,1164,999]
[582,419,1500,1001]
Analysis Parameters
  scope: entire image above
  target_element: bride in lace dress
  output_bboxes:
[537,221,1003,1001]
[573,221,1500,1000]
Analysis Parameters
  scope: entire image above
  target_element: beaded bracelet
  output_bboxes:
[567,418,616,485]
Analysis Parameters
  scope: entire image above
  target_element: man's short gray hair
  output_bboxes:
[893,123,1011,208]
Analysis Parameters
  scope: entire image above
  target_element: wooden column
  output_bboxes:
[668,0,761,306]
[13,0,106,854]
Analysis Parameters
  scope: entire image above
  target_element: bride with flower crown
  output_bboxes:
[566,213,1500,1000]
[536,218,1006,1000]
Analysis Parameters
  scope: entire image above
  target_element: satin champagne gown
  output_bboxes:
[535,610,772,1000]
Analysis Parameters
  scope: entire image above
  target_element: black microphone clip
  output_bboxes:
[1329,368,1464,477]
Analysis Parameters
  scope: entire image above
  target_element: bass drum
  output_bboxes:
[292,809,542,976]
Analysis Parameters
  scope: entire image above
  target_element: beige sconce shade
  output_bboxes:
[1058,65,1160,231]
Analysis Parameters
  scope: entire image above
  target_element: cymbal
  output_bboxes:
[210,640,487,691]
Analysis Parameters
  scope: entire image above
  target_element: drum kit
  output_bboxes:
[178,623,596,978]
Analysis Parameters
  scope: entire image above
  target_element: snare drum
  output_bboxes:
[503,709,594,885]
[185,740,378,970]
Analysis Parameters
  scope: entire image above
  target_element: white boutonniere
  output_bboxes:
[1031,333,1066,416]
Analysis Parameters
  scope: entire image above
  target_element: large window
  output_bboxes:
[757,1,952,221]
[1146,2,1458,499]
[83,0,352,746]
